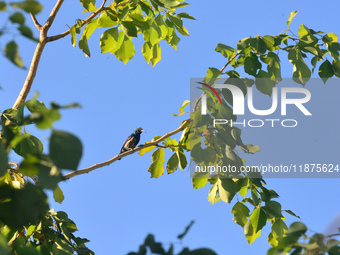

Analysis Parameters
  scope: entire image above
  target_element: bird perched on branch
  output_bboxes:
[118,127,145,160]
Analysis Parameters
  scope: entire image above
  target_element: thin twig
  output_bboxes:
[31,13,42,31]
[46,0,108,42]
[44,0,64,31]
[219,53,239,73]
[62,119,190,180]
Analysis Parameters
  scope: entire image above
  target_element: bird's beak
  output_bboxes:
[142,130,146,133]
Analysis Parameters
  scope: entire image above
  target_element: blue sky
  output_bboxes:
[1,0,340,254]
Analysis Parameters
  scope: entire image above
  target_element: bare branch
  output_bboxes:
[62,119,190,180]
[12,40,46,110]
[44,0,64,31]
[31,13,42,31]
[47,0,108,42]
[12,0,68,110]
[219,53,239,73]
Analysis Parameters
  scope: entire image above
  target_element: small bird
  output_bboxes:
[118,127,146,159]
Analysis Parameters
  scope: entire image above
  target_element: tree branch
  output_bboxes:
[62,119,190,180]
[192,53,239,112]
[46,0,108,42]
[219,53,239,73]
[12,39,46,110]
[12,0,66,110]
[31,13,42,31]
[44,0,64,31]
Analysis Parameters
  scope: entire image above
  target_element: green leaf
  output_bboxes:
[327,43,340,60]
[150,43,161,67]
[311,56,321,72]
[237,36,266,54]
[236,178,248,198]
[0,183,49,229]
[53,185,64,204]
[241,144,260,154]
[217,178,237,203]
[298,24,310,38]
[244,221,261,245]
[203,67,222,85]
[155,14,168,39]
[215,43,235,59]
[18,154,40,175]
[263,35,278,51]
[79,0,97,12]
[167,13,184,32]
[172,100,190,116]
[52,239,73,255]
[0,143,8,176]
[148,149,165,178]
[142,19,161,46]
[231,202,250,227]
[13,135,43,157]
[129,13,145,27]
[332,59,340,78]
[138,142,156,155]
[9,12,25,25]
[322,32,338,44]
[18,25,36,41]
[258,187,270,202]
[98,10,118,28]
[284,209,300,219]
[158,0,182,8]
[165,23,180,50]
[265,201,282,218]
[249,207,267,233]
[0,232,10,254]
[271,218,288,243]
[26,225,36,237]
[79,35,91,57]
[29,108,61,129]
[255,70,276,96]
[177,220,195,240]
[139,1,154,17]
[176,12,195,20]
[176,150,187,170]
[293,60,311,85]
[10,0,42,15]
[38,156,62,190]
[5,41,24,68]
[118,6,129,20]
[286,222,307,237]
[318,60,334,84]
[49,130,83,170]
[192,171,209,189]
[114,35,135,64]
[286,11,297,28]
[207,182,220,204]
[166,153,178,174]
[142,41,153,64]
[83,18,98,39]
[121,21,138,37]
[288,48,311,85]
[244,53,261,76]
[70,26,77,47]
[100,28,123,53]
[0,1,7,11]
